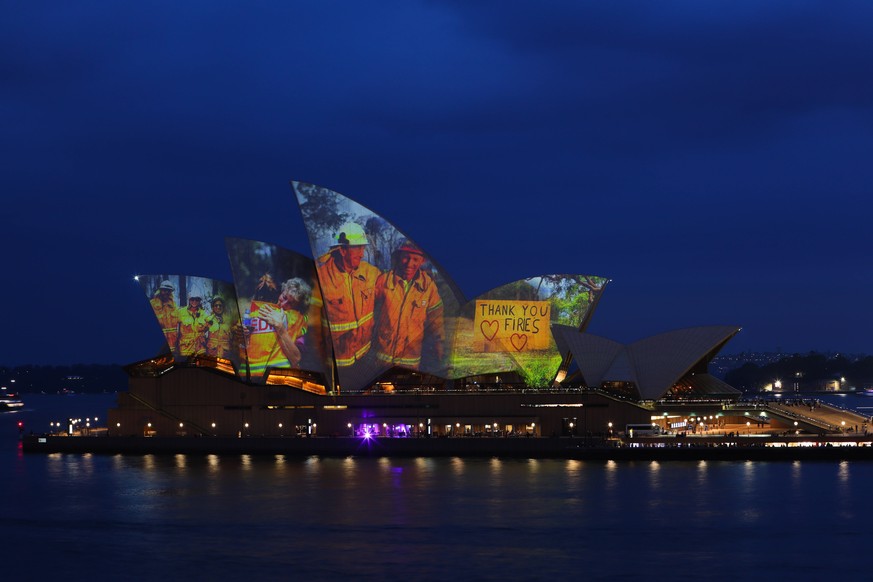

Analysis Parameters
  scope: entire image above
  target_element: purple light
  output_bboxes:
[363,430,372,440]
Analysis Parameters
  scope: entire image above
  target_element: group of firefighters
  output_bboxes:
[147,222,444,387]
[316,223,445,379]
[149,282,234,360]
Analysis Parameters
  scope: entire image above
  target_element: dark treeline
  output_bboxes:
[725,352,873,392]
[0,364,128,394]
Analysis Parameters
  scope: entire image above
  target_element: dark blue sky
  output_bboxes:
[3,1,872,365]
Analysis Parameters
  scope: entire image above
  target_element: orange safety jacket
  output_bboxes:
[206,315,233,358]
[150,296,179,351]
[317,253,379,367]
[245,301,308,379]
[374,269,444,369]
[177,305,210,356]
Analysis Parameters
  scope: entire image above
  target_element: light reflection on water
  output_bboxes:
[5,450,873,577]
[5,397,873,576]
[450,456,465,478]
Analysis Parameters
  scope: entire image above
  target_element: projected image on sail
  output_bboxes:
[226,238,332,385]
[292,181,464,391]
[453,275,608,387]
[138,274,242,372]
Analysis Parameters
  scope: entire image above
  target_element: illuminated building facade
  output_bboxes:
[109,183,741,438]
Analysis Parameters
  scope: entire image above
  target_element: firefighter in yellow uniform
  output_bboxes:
[374,239,444,370]
[205,296,233,358]
[150,280,180,354]
[316,223,380,369]
[177,295,210,356]
[244,277,311,380]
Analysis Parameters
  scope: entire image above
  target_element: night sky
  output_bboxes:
[3,1,872,365]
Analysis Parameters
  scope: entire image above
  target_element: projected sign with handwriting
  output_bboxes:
[473,300,551,352]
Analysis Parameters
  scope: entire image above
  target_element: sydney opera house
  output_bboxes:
[106,182,743,441]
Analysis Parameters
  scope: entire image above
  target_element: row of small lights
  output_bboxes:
[49,418,98,431]
[104,417,843,434]
[57,419,781,433]
[347,421,538,429]
[95,420,701,435]
[113,421,549,432]
[350,420,543,440]
[568,422,613,429]
[116,421,317,430]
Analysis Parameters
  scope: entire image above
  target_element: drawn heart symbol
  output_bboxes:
[510,333,528,352]
[480,320,499,341]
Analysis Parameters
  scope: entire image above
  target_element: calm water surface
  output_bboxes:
[2,395,872,579]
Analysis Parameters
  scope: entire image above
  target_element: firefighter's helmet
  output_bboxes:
[396,239,424,256]
[335,223,368,246]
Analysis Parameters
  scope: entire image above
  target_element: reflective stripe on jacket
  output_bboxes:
[150,296,179,350]
[246,301,308,379]
[317,253,379,367]
[206,316,233,358]
[374,269,444,370]
[177,306,210,356]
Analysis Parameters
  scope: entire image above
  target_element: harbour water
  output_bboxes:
[3,394,873,579]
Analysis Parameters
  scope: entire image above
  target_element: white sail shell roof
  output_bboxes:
[556,325,741,399]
